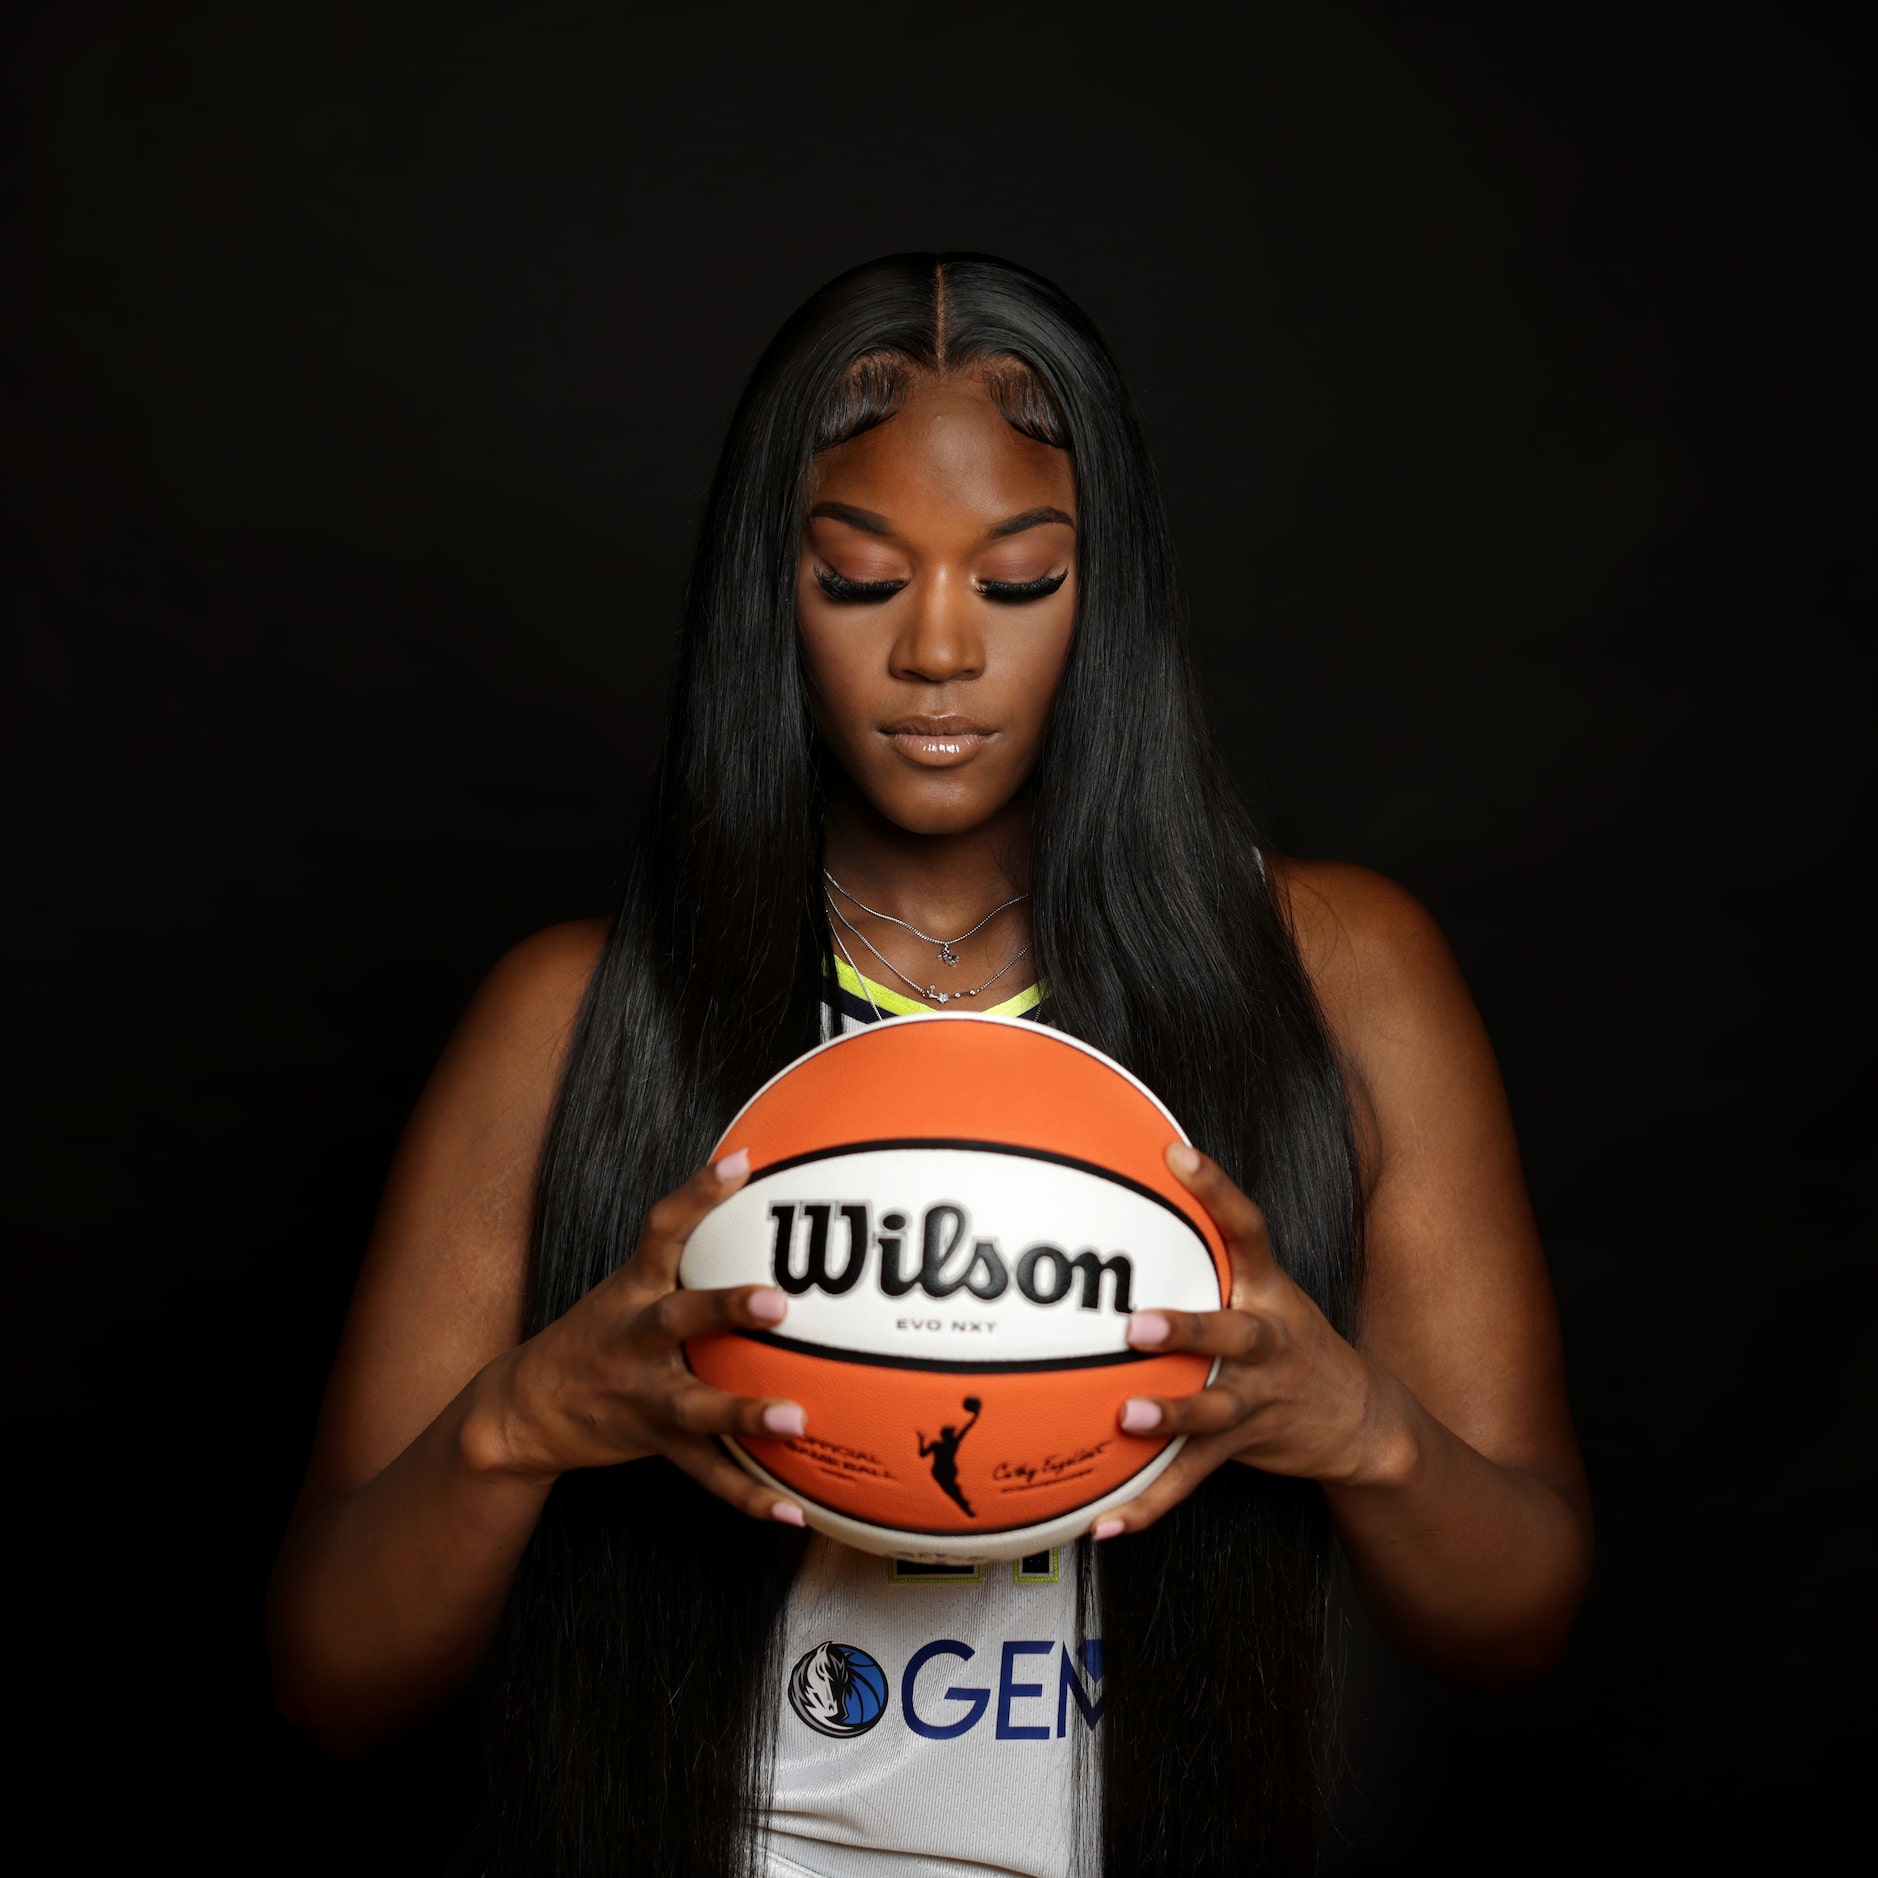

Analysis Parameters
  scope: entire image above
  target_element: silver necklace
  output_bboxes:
[823,867,1027,968]
[827,916,884,1022]
[826,895,1031,1008]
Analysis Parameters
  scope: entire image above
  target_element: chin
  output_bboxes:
[873,777,1010,838]
[882,802,1001,838]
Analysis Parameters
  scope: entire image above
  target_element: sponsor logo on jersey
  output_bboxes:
[901,1637,1105,1741]
[786,1627,1104,1743]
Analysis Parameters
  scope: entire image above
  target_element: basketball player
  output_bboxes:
[268,255,1592,1875]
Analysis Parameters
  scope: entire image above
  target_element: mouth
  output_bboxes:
[879,714,997,768]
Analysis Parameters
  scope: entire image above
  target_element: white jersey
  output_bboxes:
[761,965,1098,1878]
[763,1538,1097,1878]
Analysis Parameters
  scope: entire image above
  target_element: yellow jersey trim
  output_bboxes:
[831,955,1043,1020]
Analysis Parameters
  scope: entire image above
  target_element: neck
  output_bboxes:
[819,777,1030,933]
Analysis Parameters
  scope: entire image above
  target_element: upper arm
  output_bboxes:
[1273,860,1589,1521]
[289,918,608,1518]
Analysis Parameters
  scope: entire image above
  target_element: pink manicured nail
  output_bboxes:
[1128,1311,1171,1347]
[763,1402,807,1437]
[747,1287,788,1324]
[1120,1398,1162,1434]
[1165,1142,1200,1176]
[716,1147,751,1180]
[772,1502,806,1527]
[1092,1518,1125,1541]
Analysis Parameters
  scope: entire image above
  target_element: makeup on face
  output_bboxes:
[811,563,1070,607]
[880,712,997,768]
[794,372,1079,840]
[806,499,1074,609]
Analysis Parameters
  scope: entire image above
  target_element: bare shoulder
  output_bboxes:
[387,913,612,1301]
[450,916,610,1063]
[1265,858,1478,1185]
[1265,856,1462,1040]
[405,916,612,1177]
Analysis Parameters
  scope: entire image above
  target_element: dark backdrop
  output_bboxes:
[6,4,1865,1871]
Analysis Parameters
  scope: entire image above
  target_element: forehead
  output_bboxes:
[808,374,1075,526]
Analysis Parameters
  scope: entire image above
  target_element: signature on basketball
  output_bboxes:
[992,1441,1112,1489]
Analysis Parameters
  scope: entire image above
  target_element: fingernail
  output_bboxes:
[747,1287,787,1324]
[1165,1143,1200,1177]
[772,1502,806,1527]
[1092,1518,1125,1541]
[763,1402,806,1438]
[1127,1311,1170,1347]
[716,1147,751,1180]
[1120,1398,1162,1433]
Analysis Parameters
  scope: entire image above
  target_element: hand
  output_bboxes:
[1090,1143,1396,1539]
[486,1148,809,1526]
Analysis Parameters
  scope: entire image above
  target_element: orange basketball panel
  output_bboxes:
[691,1331,1210,1535]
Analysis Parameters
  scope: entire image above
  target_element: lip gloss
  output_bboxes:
[885,730,990,766]
[881,714,996,767]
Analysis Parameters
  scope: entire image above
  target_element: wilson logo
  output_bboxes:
[768,1201,1135,1315]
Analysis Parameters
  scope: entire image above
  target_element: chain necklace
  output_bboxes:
[823,867,1027,969]
[827,915,885,1022]
[826,895,1031,1008]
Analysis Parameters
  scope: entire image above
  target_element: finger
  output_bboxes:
[1164,1143,1274,1295]
[652,1378,809,1443]
[629,1148,753,1288]
[1125,1305,1276,1362]
[632,1281,790,1352]
[1118,1381,1258,1440]
[665,1434,809,1528]
[1089,1431,1238,1540]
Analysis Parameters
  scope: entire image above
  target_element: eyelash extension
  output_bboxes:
[976,568,1069,603]
[811,565,1071,604]
[813,566,908,603]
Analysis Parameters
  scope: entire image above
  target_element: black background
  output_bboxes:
[6,4,1866,1871]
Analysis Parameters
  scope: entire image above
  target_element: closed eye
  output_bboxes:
[975,568,1070,604]
[814,566,908,604]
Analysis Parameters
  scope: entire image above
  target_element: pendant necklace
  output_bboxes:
[823,867,1027,969]
[826,895,1031,1008]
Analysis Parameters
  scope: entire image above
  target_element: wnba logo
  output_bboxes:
[787,1642,889,1738]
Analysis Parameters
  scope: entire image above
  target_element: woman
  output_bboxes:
[268,253,1592,1876]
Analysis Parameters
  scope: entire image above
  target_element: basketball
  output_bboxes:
[679,1014,1230,1562]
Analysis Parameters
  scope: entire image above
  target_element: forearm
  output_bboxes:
[1323,1364,1593,1689]
[266,1350,558,1755]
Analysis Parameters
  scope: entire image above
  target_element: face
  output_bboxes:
[796,372,1078,838]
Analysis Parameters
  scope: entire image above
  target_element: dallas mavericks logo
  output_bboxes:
[787,1641,889,1738]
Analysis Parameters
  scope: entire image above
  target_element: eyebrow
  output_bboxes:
[986,505,1076,539]
[808,501,1076,541]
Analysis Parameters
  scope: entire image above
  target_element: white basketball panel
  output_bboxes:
[680,1146,1221,1363]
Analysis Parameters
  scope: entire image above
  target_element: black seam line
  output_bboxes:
[731,1328,1153,1373]
[742,1137,1206,1241]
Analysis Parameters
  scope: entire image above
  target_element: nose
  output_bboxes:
[889,571,984,684]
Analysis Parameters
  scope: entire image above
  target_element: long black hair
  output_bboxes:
[482,253,1365,1876]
